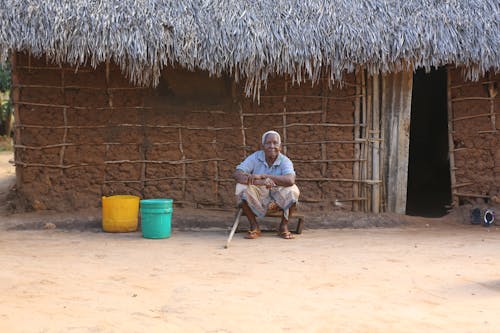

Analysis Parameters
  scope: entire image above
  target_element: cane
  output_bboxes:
[225,208,243,249]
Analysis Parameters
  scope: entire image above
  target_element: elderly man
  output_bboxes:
[233,130,300,239]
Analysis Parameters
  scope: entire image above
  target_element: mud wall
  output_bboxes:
[449,68,500,203]
[12,53,359,212]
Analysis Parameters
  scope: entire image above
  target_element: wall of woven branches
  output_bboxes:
[448,68,500,205]
[11,53,370,212]
[15,51,498,213]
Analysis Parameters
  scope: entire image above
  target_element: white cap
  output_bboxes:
[261,130,281,145]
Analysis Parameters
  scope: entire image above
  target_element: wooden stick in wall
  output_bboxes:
[365,70,372,212]
[12,83,147,91]
[452,112,500,122]
[451,97,492,102]
[360,69,367,212]
[10,53,22,190]
[13,101,152,110]
[59,107,68,177]
[454,192,491,199]
[13,158,225,168]
[283,123,362,128]
[211,108,219,203]
[259,94,362,100]
[321,76,328,179]
[450,81,496,89]
[16,65,96,72]
[372,73,380,213]
[447,67,459,207]
[243,110,322,116]
[233,80,247,158]
[14,123,236,130]
[283,76,288,155]
[102,59,112,195]
[238,101,247,156]
[286,139,362,145]
[178,128,186,200]
[488,72,497,132]
[59,66,68,177]
[293,158,365,163]
[353,68,361,211]
[379,74,387,212]
[140,92,147,196]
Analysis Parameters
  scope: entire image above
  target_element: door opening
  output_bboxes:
[406,67,451,217]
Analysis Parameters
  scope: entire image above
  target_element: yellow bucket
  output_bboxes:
[102,195,140,232]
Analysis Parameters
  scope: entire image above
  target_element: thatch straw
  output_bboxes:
[0,0,498,96]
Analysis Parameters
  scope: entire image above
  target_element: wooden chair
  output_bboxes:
[224,206,305,248]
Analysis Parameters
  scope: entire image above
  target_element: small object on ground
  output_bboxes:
[42,222,56,230]
[482,209,495,227]
[470,207,482,225]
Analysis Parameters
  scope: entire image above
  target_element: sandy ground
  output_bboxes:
[1,151,500,333]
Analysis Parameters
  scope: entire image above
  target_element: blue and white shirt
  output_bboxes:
[236,151,295,176]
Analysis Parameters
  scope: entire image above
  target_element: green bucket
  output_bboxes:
[140,199,173,239]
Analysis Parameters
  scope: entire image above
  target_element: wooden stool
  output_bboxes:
[225,207,305,248]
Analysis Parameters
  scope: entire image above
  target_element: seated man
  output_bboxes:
[233,130,300,239]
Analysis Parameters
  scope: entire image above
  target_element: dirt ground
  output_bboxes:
[1,151,500,333]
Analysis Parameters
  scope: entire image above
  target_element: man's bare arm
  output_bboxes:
[263,173,295,187]
[234,170,295,187]
[234,170,263,185]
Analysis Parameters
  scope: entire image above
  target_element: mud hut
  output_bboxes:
[0,0,498,217]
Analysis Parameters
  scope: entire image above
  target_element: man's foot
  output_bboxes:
[278,230,295,239]
[245,229,261,239]
[278,222,295,239]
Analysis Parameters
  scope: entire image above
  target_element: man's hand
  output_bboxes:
[247,174,266,185]
[263,177,277,189]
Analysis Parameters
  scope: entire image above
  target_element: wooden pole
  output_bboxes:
[452,112,500,122]
[178,127,186,202]
[360,69,367,212]
[488,72,497,132]
[59,66,67,177]
[395,70,413,214]
[10,53,23,190]
[235,80,247,158]
[365,73,373,212]
[102,59,112,195]
[140,89,147,197]
[454,192,491,199]
[382,70,413,214]
[372,73,380,213]
[212,107,219,203]
[380,74,387,212]
[60,107,68,177]
[225,208,243,249]
[446,67,458,207]
[353,69,361,211]
[321,76,328,179]
[283,76,288,155]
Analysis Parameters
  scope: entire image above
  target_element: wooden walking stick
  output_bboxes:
[225,208,243,249]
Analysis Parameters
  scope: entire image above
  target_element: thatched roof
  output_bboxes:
[1,0,498,95]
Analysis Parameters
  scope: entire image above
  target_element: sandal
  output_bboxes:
[245,229,261,239]
[278,231,295,239]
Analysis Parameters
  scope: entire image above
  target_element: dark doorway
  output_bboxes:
[407,67,451,217]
